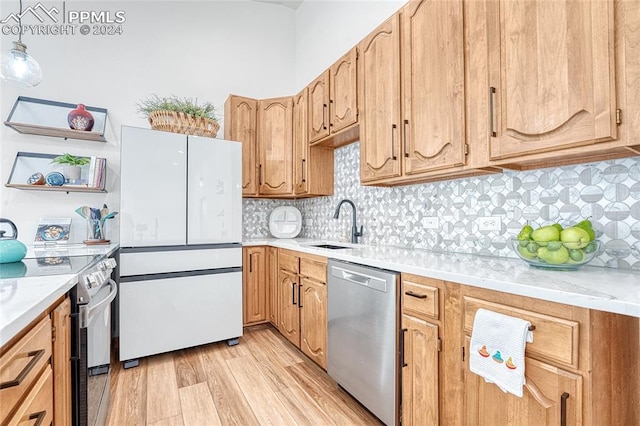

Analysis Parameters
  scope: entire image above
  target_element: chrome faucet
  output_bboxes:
[333,199,363,244]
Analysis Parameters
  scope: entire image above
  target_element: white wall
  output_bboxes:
[0,1,295,243]
[293,0,407,87]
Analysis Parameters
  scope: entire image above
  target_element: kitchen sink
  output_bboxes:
[307,243,351,250]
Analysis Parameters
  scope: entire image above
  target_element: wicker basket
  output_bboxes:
[148,110,219,138]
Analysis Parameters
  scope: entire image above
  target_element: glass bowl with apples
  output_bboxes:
[510,220,601,270]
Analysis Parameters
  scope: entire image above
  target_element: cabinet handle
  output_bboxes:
[391,124,398,160]
[329,99,334,127]
[292,283,297,305]
[322,104,327,130]
[302,159,306,183]
[560,392,569,426]
[249,253,253,273]
[298,284,303,309]
[400,328,408,367]
[258,164,263,186]
[405,291,427,299]
[0,349,45,389]
[403,119,409,158]
[29,411,47,426]
[489,87,497,137]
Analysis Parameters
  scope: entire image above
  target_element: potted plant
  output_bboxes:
[136,94,219,138]
[51,153,90,181]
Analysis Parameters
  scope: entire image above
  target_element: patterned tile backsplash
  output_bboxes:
[243,143,640,270]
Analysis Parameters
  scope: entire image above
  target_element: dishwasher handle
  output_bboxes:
[331,265,390,292]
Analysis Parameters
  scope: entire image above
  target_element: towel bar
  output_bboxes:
[528,325,536,331]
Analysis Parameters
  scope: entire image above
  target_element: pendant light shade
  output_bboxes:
[1,41,42,87]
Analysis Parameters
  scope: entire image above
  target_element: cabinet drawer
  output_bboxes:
[300,258,327,283]
[463,297,579,367]
[0,316,52,418]
[402,280,439,320]
[6,364,53,426]
[278,251,299,273]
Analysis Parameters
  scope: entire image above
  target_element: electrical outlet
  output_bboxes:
[477,216,502,231]
[258,212,267,222]
[423,216,439,229]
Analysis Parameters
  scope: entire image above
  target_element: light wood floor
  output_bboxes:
[106,325,383,425]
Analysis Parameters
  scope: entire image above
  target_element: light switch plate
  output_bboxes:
[423,216,439,229]
[477,216,502,231]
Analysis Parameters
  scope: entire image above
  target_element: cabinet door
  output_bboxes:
[359,13,402,183]
[464,350,582,425]
[243,247,267,325]
[224,95,258,197]
[258,97,294,195]
[267,247,279,328]
[300,278,327,369]
[308,71,330,143]
[120,126,187,246]
[401,0,465,175]
[329,48,358,134]
[52,297,71,426]
[293,88,309,195]
[402,314,439,426]
[278,269,300,347]
[488,0,616,160]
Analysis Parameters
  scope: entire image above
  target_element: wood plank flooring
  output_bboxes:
[107,326,383,425]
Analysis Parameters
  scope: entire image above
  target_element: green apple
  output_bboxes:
[531,225,560,242]
[527,242,539,253]
[538,246,570,264]
[552,223,563,233]
[518,245,537,259]
[569,249,585,262]
[561,226,591,249]
[575,219,596,240]
[517,224,534,241]
[547,241,563,251]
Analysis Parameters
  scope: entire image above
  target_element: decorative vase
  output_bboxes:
[63,165,81,182]
[68,104,94,131]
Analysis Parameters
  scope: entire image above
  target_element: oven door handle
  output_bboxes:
[80,279,117,329]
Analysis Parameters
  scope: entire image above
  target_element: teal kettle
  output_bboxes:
[0,218,27,264]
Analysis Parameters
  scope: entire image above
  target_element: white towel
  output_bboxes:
[469,308,533,397]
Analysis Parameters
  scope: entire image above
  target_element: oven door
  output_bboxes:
[76,278,117,426]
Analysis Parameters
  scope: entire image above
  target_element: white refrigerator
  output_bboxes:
[118,126,242,364]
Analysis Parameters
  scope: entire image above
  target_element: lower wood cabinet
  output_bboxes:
[401,314,439,426]
[242,246,268,326]
[277,249,328,369]
[267,246,279,328]
[398,274,639,426]
[0,296,71,425]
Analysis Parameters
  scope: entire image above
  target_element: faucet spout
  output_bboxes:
[333,199,363,244]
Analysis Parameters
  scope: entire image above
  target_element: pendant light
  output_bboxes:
[0,0,42,87]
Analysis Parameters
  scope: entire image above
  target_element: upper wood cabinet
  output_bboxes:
[294,88,335,197]
[258,97,294,196]
[308,71,330,143]
[224,95,258,197]
[359,2,496,186]
[488,0,616,161]
[479,0,640,169]
[359,13,402,183]
[308,48,359,148]
[401,0,466,175]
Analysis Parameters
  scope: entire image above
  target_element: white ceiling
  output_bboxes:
[253,0,304,10]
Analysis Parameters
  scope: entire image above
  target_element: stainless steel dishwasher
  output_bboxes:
[327,259,400,426]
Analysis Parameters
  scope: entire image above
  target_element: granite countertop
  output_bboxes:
[0,243,119,347]
[244,238,640,318]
